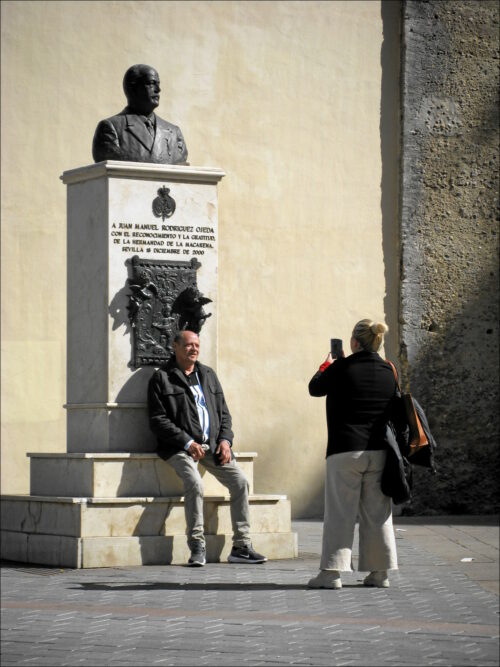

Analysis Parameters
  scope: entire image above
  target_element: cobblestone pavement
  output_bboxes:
[1,517,498,666]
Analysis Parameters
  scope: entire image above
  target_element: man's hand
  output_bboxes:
[188,442,206,462]
[215,440,232,465]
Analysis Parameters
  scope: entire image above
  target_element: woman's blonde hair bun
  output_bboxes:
[352,319,388,352]
[370,322,388,336]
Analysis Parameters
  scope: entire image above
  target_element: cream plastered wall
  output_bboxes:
[1,0,391,517]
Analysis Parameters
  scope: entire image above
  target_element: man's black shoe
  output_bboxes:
[227,544,267,564]
[188,545,206,566]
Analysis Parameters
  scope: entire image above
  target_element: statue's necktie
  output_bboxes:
[145,118,155,137]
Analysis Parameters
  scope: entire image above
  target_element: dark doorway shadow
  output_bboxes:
[380,0,402,362]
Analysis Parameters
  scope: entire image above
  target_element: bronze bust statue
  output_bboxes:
[92,64,188,165]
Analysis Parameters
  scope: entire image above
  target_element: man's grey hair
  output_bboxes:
[173,330,199,344]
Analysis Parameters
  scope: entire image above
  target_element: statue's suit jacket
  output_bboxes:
[92,108,188,164]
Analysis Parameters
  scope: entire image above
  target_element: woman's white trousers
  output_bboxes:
[320,450,398,572]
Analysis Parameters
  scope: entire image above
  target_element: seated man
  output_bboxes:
[148,330,267,566]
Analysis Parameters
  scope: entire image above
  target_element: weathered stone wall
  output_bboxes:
[400,1,499,514]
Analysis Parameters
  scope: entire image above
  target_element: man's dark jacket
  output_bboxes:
[148,359,234,461]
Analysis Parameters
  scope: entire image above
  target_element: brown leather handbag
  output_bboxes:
[386,361,429,457]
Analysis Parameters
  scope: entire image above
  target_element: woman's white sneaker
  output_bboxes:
[307,570,342,589]
[363,570,390,588]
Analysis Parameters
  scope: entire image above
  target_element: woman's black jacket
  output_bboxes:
[308,350,401,456]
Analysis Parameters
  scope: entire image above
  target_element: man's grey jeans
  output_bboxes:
[167,450,251,551]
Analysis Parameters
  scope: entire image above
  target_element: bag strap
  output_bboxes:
[386,359,401,391]
[387,359,429,449]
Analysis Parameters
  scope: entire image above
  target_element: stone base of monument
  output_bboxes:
[0,162,298,568]
[0,452,298,568]
[26,452,258,497]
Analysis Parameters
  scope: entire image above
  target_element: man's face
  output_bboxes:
[129,68,161,114]
[174,331,200,369]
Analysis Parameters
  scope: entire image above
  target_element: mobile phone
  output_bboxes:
[330,338,343,359]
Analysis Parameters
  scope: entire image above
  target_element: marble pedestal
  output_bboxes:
[1,452,297,567]
[62,161,224,453]
[0,162,298,567]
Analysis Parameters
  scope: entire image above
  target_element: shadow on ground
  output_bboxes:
[69,582,366,591]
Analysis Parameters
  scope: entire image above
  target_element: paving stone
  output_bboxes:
[1,518,498,666]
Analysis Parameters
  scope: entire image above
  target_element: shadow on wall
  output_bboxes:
[380,0,402,362]
[115,365,156,406]
[109,272,158,409]
[400,262,499,515]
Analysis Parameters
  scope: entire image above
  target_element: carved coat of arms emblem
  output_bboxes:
[152,186,176,220]
[126,255,212,366]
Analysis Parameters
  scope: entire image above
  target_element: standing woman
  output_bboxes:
[308,319,399,589]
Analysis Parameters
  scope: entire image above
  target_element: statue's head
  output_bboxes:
[123,64,160,116]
